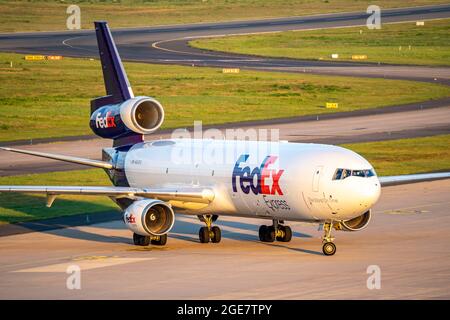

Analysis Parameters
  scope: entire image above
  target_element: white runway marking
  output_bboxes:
[158,59,262,62]
[13,256,154,273]
[62,36,97,53]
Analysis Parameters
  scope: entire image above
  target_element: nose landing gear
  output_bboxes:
[198,215,221,244]
[322,222,336,256]
[259,220,292,243]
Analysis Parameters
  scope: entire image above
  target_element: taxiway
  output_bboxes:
[1,5,450,84]
[0,179,449,299]
[1,102,448,176]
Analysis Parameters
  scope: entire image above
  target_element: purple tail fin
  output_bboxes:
[91,21,134,112]
[90,21,143,147]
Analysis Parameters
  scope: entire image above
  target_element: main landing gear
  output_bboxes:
[322,221,337,256]
[198,215,221,244]
[133,233,167,246]
[259,220,292,243]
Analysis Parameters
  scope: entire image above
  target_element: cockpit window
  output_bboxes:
[332,168,376,180]
[342,169,351,179]
[352,170,366,177]
[365,169,375,177]
[333,169,343,180]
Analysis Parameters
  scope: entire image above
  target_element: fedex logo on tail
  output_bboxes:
[232,154,284,195]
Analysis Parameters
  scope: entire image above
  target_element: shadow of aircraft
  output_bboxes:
[0,195,319,254]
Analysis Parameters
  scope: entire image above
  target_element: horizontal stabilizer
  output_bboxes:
[0,147,113,169]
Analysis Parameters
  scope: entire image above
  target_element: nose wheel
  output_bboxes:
[259,220,292,243]
[322,242,336,255]
[322,222,336,256]
[198,215,221,243]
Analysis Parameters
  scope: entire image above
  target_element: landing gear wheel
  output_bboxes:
[283,226,293,242]
[151,234,167,246]
[133,233,150,246]
[321,221,337,256]
[322,242,336,256]
[258,224,278,242]
[211,226,221,243]
[277,225,292,242]
[258,225,268,242]
[198,215,221,244]
[265,226,276,242]
[199,226,210,243]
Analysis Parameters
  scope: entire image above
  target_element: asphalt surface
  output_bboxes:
[1,5,450,300]
[1,5,450,84]
[1,102,449,176]
[0,179,449,299]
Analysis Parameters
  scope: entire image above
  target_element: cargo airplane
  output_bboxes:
[1,22,449,255]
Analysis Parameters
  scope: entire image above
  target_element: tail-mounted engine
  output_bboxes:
[91,22,165,146]
[123,199,175,237]
[90,96,164,139]
[335,210,371,231]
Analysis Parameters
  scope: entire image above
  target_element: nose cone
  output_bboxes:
[360,177,381,208]
[341,177,381,218]
[330,175,381,220]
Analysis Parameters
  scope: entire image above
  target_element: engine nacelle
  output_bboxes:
[90,96,164,139]
[337,210,371,231]
[123,199,175,237]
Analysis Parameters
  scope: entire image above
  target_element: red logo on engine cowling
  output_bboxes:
[125,213,136,224]
[95,111,116,129]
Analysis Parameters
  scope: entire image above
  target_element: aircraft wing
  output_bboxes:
[379,172,450,187]
[0,185,215,207]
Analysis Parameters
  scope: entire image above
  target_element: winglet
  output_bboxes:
[91,21,134,112]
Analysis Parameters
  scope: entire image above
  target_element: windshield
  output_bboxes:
[333,168,376,180]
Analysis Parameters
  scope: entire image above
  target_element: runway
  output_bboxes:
[0,179,449,299]
[1,101,449,176]
[1,5,450,84]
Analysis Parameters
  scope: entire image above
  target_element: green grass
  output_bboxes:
[0,0,446,32]
[1,52,449,142]
[0,169,117,224]
[0,135,449,224]
[343,134,450,176]
[191,18,450,66]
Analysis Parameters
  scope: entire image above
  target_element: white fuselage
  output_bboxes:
[123,139,381,222]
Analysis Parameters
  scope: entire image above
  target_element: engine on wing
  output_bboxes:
[90,96,164,139]
[123,199,175,236]
[336,210,371,231]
